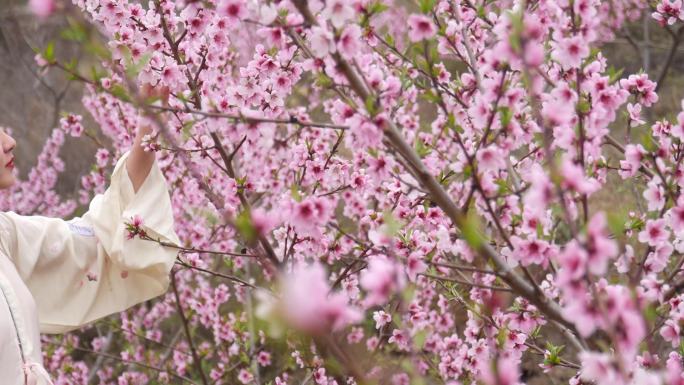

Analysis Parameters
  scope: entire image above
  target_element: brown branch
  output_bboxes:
[290,0,581,337]
[421,273,514,292]
[312,130,345,195]
[429,260,500,276]
[171,270,210,385]
[210,132,281,266]
[140,234,259,258]
[655,25,684,93]
[59,343,198,384]
[154,0,202,109]
[147,104,348,130]
[604,135,655,178]
[175,259,259,289]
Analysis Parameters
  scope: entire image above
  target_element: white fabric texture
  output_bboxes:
[0,150,180,384]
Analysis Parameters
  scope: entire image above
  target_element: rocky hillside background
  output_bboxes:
[0,0,98,199]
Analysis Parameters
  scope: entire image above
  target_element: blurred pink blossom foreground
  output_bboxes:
[28,0,55,19]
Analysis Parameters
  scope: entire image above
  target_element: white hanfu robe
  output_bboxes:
[0,150,180,384]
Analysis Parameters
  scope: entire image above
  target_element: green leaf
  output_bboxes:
[507,11,524,54]
[368,1,389,14]
[419,89,441,104]
[495,178,510,195]
[43,41,55,63]
[414,329,427,346]
[536,220,544,238]
[625,217,644,232]
[477,5,487,19]
[385,32,394,47]
[60,19,88,42]
[62,58,79,80]
[181,120,195,140]
[530,325,542,338]
[90,65,102,83]
[363,0,390,27]
[450,124,464,135]
[462,163,473,179]
[84,39,112,60]
[411,377,426,385]
[109,84,131,103]
[290,184,302,202]
[401,285,415,303]
[641,132,657,153]
[419,0,437,14]
[496,326,507,347]
[499,106,512,128]
[126,51,153,78]
[587,47,601,64]
[223,257,235,271]
[577,97,591,114]
[608,66,625,84]
[66,57,79,70]
[235,210,257,243]
[447,113,456,128]
[382,209,403,237]
[315,72,332,88]
[543,342,564,366]
[607,210,627,238]
[644,304,658,323]
[414,137,431,157]
[461,212,485,250]
[364,95,377,116]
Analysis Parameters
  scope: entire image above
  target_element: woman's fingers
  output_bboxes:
[140,83,170,106]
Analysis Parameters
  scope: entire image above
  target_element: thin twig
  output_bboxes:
[171,270,210,385]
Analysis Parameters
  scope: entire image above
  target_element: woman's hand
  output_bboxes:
[126,83,169,193]
[140,82,170,107]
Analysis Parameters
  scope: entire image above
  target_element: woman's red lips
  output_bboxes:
[5,157,14,169]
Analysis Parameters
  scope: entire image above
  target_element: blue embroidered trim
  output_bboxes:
[67,221,95,237]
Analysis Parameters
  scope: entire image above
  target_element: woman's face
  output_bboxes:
[0,128,16,189]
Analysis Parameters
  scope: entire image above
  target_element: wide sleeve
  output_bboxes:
[0,150,181,334]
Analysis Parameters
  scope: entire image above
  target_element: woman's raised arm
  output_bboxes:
[0,147,180,334]
[126,124,155,193]
[127,82,169,194]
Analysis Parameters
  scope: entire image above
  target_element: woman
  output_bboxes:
[0,124,181,384]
